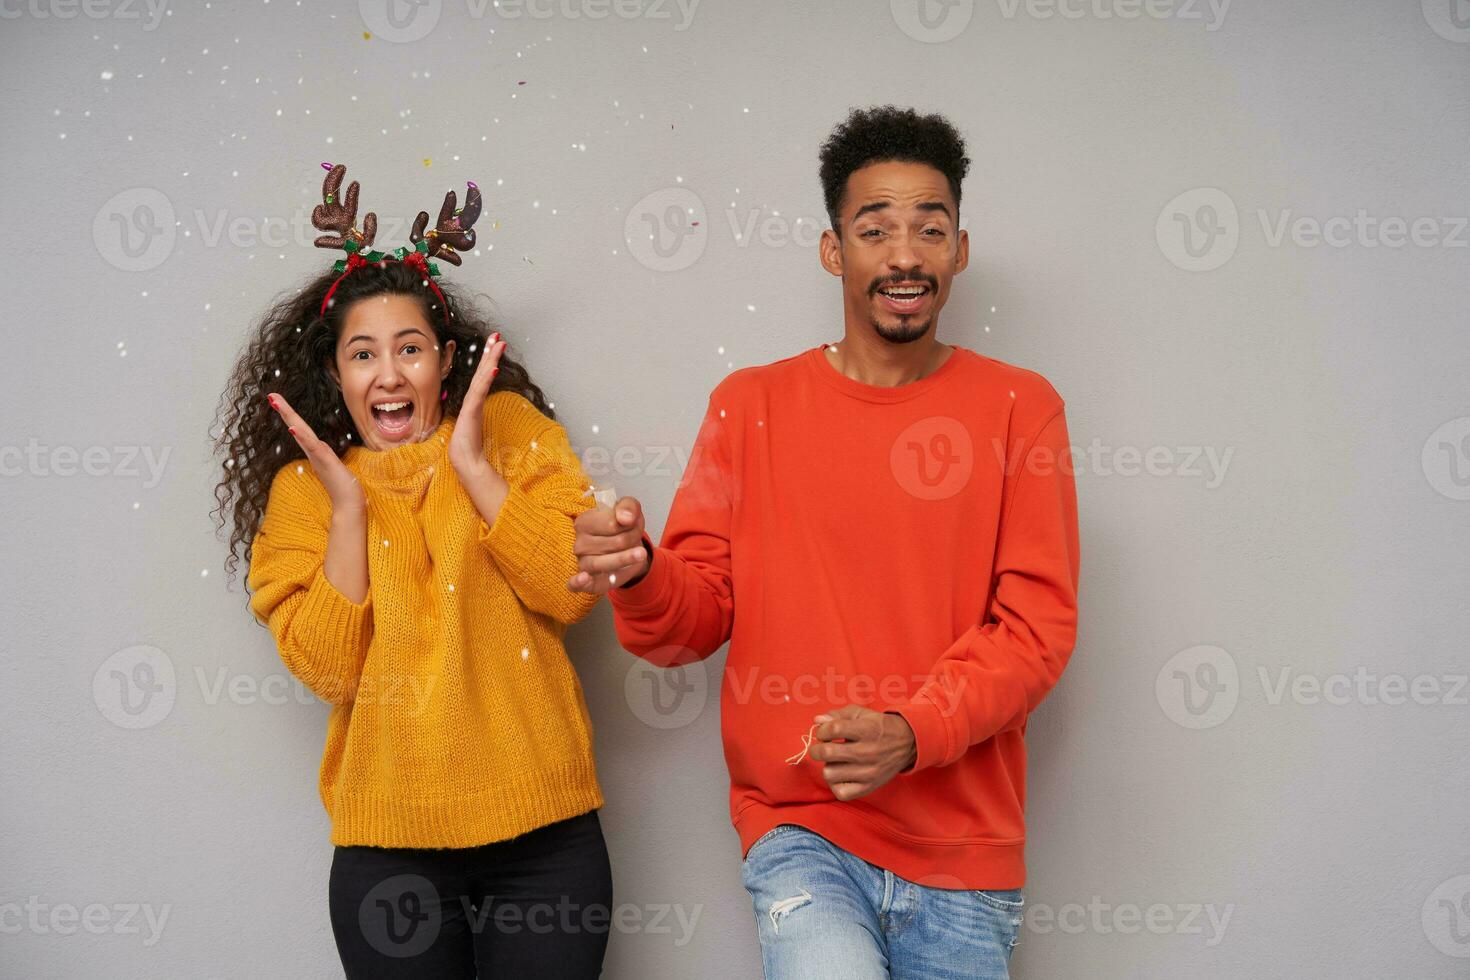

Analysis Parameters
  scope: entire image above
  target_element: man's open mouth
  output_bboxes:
[874,282,933,315]
[371,399,416,439]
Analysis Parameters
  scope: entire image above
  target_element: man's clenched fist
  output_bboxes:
[568,496,651,594]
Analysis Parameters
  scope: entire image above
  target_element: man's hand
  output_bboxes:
[808,704,918,802]
[568,496,650,594]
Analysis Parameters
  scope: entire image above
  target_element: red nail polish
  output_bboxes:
[288,427,296,435]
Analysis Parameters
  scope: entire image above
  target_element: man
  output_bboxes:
[570,106,1080,979]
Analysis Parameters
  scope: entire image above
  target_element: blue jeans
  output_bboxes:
[739,824,1024,980]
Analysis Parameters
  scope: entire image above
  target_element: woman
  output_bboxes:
[211,165,626,977]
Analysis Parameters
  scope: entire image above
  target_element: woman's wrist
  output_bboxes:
[330,505,367,528]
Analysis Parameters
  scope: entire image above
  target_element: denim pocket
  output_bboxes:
[973,888,1025,913]
[743,823,801,863]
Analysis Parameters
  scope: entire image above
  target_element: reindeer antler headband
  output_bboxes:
[312,162,482,323]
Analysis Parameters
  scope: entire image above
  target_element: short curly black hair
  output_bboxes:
[819,105,970,233]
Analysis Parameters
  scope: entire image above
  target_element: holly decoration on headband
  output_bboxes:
[331,238,443,277]
[311,162,483,320]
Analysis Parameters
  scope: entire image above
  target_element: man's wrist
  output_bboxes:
[885,711,919,773]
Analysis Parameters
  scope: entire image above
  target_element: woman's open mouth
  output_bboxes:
[370,399,416,440]
[874,282,932,316]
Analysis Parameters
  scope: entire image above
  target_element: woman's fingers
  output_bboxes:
[268,392,319,453]
[448,331,504,475]
[268,392,363,510]
[464,332,505,407]
[270,393,334,469]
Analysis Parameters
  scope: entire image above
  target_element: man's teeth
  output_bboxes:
[880,287,928,297]
[373,401,412,412]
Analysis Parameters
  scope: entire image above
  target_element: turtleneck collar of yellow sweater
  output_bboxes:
[342,415,454,483]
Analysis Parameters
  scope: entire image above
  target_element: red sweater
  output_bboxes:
[609,343,1080,888]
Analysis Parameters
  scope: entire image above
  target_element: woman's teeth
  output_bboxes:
[371,400,415,436]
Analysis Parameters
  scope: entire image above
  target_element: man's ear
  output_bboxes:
[954,226,970,275]
[819,226,844,278]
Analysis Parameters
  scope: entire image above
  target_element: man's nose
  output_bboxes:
[885,239,922,274]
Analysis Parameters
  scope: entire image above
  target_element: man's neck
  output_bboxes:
[825,329,953,387]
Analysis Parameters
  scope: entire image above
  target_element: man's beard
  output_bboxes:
[870,314,933,344]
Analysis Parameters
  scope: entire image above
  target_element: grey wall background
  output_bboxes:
[2,0,1467,977]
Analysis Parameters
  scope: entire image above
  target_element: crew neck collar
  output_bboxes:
[343,416,455,481]
[804,342,968,403]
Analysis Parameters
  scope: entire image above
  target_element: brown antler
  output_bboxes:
[410,181,481,266]
[312,164,378,250]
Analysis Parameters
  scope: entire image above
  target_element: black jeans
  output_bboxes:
[328,809,613,979]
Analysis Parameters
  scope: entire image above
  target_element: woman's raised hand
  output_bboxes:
[447,331,506,480]
[267,393,367,517]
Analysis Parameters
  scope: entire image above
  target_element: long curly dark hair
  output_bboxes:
[210,259,552,585]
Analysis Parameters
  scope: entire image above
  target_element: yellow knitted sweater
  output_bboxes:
[247,391,603,848]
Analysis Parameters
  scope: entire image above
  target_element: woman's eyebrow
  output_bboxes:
[344,328,430,345]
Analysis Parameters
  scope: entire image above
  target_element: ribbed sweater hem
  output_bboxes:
[734,800,1027,890]
[325,754,605,849]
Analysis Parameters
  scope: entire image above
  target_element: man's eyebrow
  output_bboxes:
[344,327,430,345]
[850,200,953,222]
[852,201,891,222]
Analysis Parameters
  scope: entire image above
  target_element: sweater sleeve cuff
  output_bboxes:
[478,481,555,568]
[608,534,671,615]
[890,694,955,773]
[298,564,373,663]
